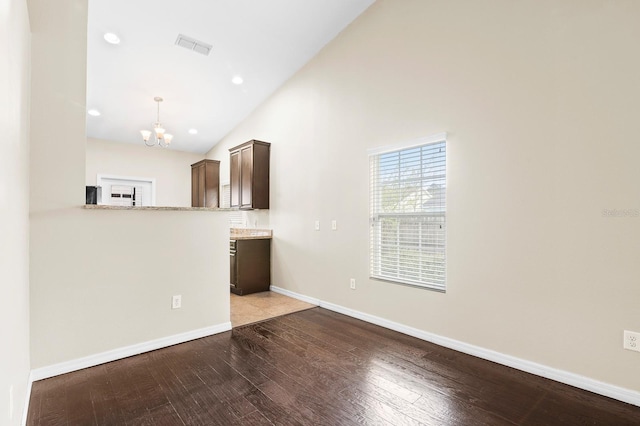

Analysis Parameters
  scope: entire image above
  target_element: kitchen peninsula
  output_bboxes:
[83,205,232,211]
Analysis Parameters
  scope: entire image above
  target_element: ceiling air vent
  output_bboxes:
[175,34,212,56]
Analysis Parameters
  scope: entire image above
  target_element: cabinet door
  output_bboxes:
[230,251,237,287]
[197,165,206,206]
[192,160,220,207]
[252,142,270,209]
[230,151,241,208]
[235,239,270,295]
[191,164,202,207]
[240,146,253,209]
[203,162,219,207]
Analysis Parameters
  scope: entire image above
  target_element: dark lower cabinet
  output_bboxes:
[230,238,271,295]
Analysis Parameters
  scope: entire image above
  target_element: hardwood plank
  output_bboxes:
[237,409,274,425]
[345,378,444,424]
[412,390,517,426]
[147,403,185,426]
[232,325,354,392]
[27,307,640,426]
[103,356,153,422]
[64,368,96,425]
[84,364,126,425]
[290,309,542,423]
[243,388,304,426]
[145,348,225,425]
[33,375,69,426]
[339,386,425,426]
[264,317,425,406]
[187,349,258,419]
[522,388,640,425]
[25,378,44,426]
[236,322,391,425]
[217,328,369,425]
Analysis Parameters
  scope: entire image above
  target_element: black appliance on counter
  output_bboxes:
[85,186,102,204]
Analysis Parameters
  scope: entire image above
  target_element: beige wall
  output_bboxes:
[0,0,31,422]
[86,138,203,207]
[29,0,230,369]
[208,0,640,392]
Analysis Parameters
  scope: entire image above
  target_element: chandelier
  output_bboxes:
[141,97,173,147]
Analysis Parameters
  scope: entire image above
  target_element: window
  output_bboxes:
[221,183,231,208]
[221,182,243,227]
[369,133,446,291]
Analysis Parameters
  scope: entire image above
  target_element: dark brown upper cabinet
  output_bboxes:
[191,159,220,207]
[229,140,270,209]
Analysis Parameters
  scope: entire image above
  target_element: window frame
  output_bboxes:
[368,132,447,292]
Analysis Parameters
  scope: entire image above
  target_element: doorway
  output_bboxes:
[96,174,156,206]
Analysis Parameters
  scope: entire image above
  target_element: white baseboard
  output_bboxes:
[21,371,33,426]
[30,322,231,382]
[271,286,640,407]
[270,285,320,305]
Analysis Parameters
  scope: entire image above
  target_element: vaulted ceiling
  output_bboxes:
[86,0,375,153]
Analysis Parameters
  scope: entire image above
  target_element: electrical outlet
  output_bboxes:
[172,295,182,309]
[350,278,356,290]
[331,220,337,231]
[623,330,640,352]
[314,220,320,231]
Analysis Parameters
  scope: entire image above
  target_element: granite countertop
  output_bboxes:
[83,205,234,212]
[230,228,273,240]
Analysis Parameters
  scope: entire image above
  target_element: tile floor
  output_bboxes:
[230,291,317,327]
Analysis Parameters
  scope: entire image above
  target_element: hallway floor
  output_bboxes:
[230,290,316,327]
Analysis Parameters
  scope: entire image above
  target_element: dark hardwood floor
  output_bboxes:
[28,308,640,425]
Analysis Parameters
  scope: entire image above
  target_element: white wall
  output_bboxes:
[86,138,203,207]
[0,0,31,423]
[207,0,640,393]
[29,0,230,370]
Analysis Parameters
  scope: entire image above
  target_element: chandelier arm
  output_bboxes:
[143,97,170,147]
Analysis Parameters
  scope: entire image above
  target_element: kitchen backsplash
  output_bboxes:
[230,209,270,229]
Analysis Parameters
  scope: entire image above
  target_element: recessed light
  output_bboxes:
[188,129,198,135]
[103,33,120,45]
[231,76,243,85]
[87,109,101,117]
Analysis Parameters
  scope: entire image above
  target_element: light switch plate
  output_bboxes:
[314,220,320,231]
[172,295,182,309]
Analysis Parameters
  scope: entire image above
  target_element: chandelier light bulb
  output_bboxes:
[142,97,172,147]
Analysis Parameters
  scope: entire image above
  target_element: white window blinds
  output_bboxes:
[221,183,231,208]
[222,183,243,227]
[369,136,446,291]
